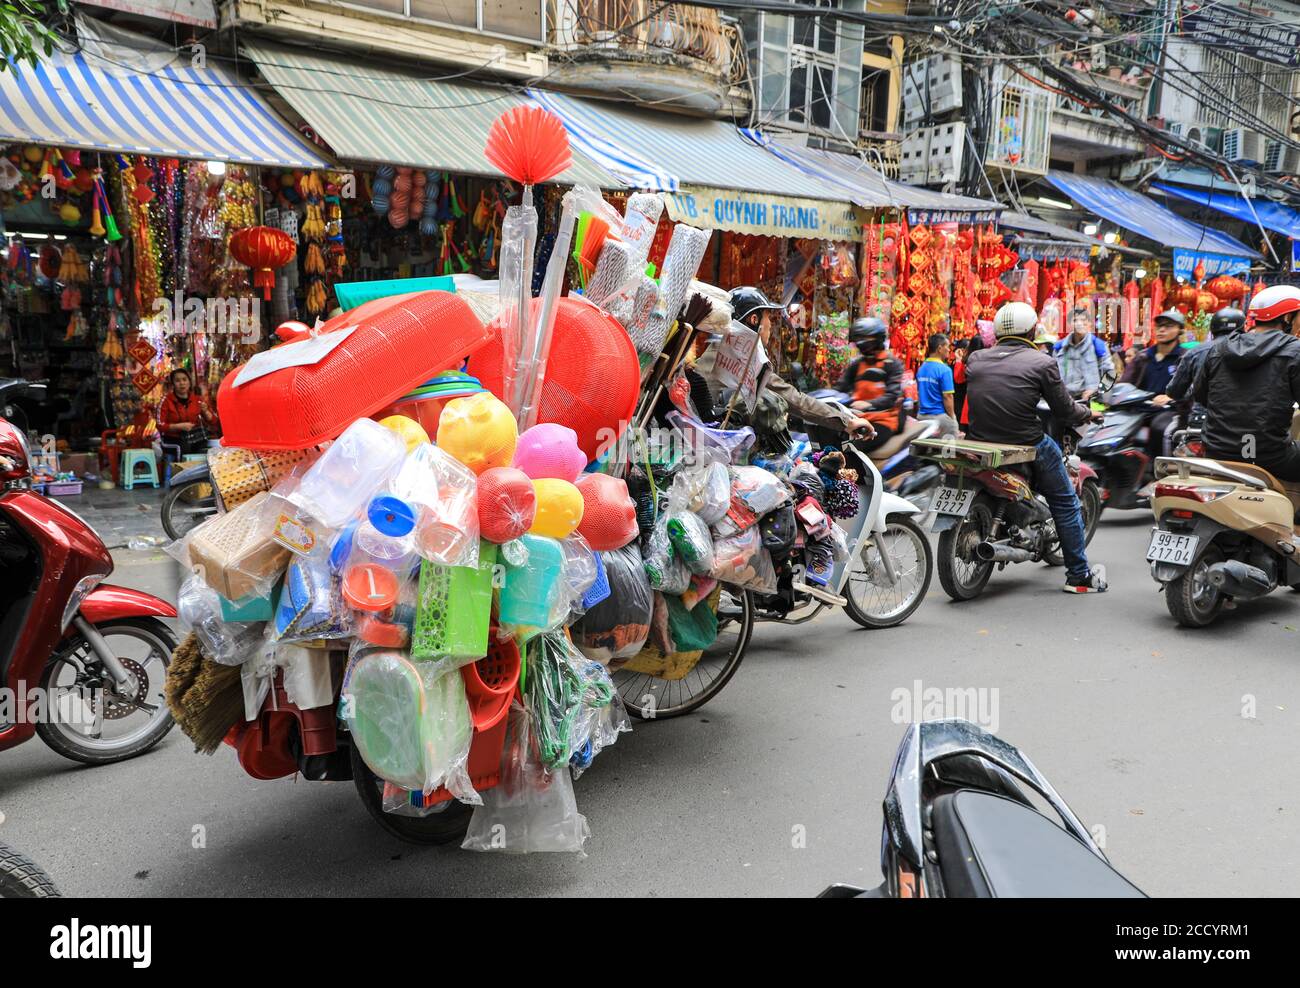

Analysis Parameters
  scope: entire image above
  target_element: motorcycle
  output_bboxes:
[0,378,49,438]
[917,425,1101,602]
[819,719,1145,897]
[1077,382,1168,510]
[0,841,60,898]
[1148,454,1300,627]
[0,417,178,764]
[160,458,217,541]
[754,445,933,629]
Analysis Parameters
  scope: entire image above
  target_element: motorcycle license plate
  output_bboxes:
[932,485,975,518]
[1146,530,1198,566]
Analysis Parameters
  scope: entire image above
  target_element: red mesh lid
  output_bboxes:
[217,291,492,450]
[574,473,639,550]
[467,296,639,461]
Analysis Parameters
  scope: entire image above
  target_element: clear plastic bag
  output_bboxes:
[461,701,590,855]
[273,547,354,644]
[276,643,340,710]
[291,417,407,528]
[666,411,754,465]
[554,533,600,624]
[710,525,778,593]
[666,510,715,574]
[176,575,265,666]
[642,512,690,594]
[173,489,296,601]
[568,658,625,777]
[730,465,793,517]
[671,459,731,525]
[571,543,652,663]
[341,651,476,801]
[390,443,480,568]
[524,630,593,771]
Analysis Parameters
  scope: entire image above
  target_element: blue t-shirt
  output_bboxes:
[916,358,955,416]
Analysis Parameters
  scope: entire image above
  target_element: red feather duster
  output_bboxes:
[485,106,572,187]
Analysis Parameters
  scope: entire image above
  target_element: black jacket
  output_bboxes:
[1193,330,1300,463]
[966,338,1091,446]
[1166,340,1216,403]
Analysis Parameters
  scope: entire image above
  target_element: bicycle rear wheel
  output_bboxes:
[614,588,752,720]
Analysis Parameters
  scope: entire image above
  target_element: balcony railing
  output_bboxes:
[548,0,749,87]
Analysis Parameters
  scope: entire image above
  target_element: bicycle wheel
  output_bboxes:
[161,477,217,541]
[614,588,752,720]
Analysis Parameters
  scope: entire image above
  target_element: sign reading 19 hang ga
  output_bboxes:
[665,186,868,242]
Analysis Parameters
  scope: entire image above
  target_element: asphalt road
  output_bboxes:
[2,507,1298,897]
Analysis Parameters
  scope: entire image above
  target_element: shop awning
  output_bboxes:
[242,42,615,187]
[997,210,1153,258]
[739,132,1002,223]
[0,36,329,169]
[1151,181,1300,240]
[1044,172,1258,259]
[528,90,866,240]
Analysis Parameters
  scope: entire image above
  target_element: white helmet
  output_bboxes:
[993,301,1038,339]
[1248,284,1300,324]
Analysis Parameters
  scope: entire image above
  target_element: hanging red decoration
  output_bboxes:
[1193,260,1206,285]
[228,226,297,300]
[133,368,161,396]
[1170,283,1199,307]
[1205,275,1247,301]
[127,337,157,365]
[1195,290,1221,313]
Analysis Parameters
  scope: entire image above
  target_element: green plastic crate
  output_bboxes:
[333,276,456,312]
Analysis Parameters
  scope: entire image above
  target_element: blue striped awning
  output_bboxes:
[527,89,849,201]
[0,43,330,169]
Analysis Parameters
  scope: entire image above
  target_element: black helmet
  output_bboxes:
[1209,307,1246,337]
[728,286,783,328]
[850,316,889,351]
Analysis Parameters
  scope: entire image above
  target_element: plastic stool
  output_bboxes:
[120,449,159,490]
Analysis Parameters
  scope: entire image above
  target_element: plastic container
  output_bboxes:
[390,444,479,566]
[292,418,406,529]
[188,490,292,600]
[351,495,418,570]
[530,478,584,539]
[372,372,484,439]
[436,392,517,475]
[462,633,521,732]
[410,542,497,664]
[333,275,455,311]
[574,473,638,550]
[476,467,536,544]
[467,296,639,461]
[513,423,586,481]
[499,534,563,627]
[217,291,494,450]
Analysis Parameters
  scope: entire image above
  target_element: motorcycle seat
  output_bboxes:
[931,789,1145,898]
[869,418,931,463]
[1216,461,1300,514]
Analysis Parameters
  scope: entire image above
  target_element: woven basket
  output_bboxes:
[189,491,291,600]
[209,445,323,510]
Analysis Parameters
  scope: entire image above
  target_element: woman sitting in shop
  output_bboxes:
[159,368,219,454]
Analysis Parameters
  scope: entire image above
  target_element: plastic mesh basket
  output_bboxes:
[217,291,493,450]
[411,542,497,662]
[333,276,455,311]
[208,445,324,510]
[467,296,639,461]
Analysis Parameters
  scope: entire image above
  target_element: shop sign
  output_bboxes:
[665,186,867,242]
[1172,248,1251,281]
[710,322,772,413]
[907,208,1001,226]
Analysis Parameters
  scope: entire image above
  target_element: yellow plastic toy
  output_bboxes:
[377,414,429,454]
[436,393,517,474]
[529,478,585,539]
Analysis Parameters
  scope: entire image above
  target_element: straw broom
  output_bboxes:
[164,632,245,755]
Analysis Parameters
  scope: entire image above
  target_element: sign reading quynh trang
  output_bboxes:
[665,186,867,242]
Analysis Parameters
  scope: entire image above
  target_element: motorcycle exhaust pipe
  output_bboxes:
[974,541,1034,564]
[1206,560,1274,599]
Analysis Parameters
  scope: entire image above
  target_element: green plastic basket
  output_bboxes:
[411,542,497,663]
[333,276,457,312]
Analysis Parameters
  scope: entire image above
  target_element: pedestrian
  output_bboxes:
[159,368,219,455]
[1053,304,1114,401]
[915,332,959,436]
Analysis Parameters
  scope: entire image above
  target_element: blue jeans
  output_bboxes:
[1030,434,1090,583]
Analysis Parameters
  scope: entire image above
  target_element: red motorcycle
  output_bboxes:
[0,418,177,764]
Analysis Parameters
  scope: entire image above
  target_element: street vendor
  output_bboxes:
[159,368,219,455]
[695,287,873,439]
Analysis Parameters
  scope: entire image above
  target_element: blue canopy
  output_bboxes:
[1045,172,1259,258]
[1151,181,1300,240]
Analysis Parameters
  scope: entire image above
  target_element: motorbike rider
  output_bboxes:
[696,287,873,439]
[837,316,906,451]
[965,301,1107,594]
[1159,307,1245,423]
[1193,286,1300,481]
[1123,308,1187,461]
[1053,305,1115,401]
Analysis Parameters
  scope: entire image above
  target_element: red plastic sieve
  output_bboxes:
[467,296,639,461]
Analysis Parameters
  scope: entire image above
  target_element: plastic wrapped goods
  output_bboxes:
[571,543,653,663]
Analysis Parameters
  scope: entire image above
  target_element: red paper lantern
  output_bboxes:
[1170,283,1199,306]
[1205,275,1247,301]
[228,226,297,300]
[1195,290,1220,313]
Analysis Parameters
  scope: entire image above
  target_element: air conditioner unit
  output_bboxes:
[1264,139,1300,177]
[1167,120,1222,153]
[1222,127,1266,164]
[901,54,963,127]
[899,122,966,186]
